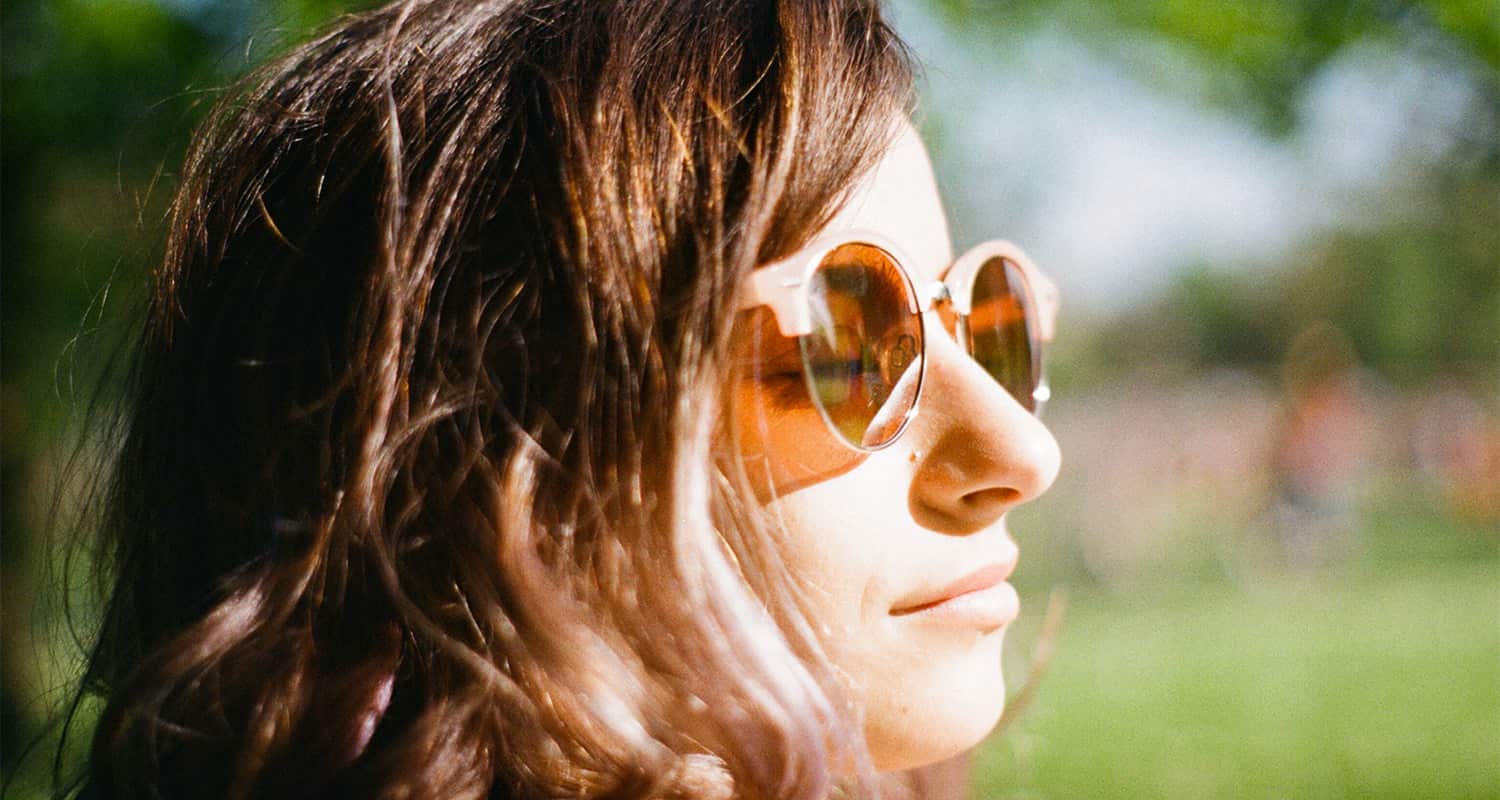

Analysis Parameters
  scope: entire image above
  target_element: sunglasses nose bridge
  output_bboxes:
[920,279,952,311]
[917,279,973,353]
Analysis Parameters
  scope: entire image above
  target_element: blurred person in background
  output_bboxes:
[52,1,1059,798]
[1266,322,1375,567]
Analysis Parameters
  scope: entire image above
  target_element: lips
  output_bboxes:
[890,560,1019,629]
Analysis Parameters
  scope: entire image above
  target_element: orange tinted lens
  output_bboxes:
[799,243,923,449]
[968,257,1039,411]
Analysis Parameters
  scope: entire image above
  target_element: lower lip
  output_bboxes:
[896,582,1019,630]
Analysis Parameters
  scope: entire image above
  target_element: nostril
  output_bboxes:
[962,486,1020,508]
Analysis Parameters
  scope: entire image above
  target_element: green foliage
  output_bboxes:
[1284,177,1500,385]
[925,0,1500,133]
[1058,166,1499,390]
[0,0,377,785]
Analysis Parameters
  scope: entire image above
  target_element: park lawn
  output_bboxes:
[977,564,1499,799]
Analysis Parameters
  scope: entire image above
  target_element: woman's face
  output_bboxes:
[732,121,1061,771]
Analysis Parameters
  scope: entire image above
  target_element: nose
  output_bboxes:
[904,321,1061,533]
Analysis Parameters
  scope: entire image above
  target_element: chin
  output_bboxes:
[863,629,1009,772]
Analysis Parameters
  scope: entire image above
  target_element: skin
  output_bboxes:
[732,120,1061,771]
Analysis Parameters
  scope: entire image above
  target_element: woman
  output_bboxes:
[71,0,1058,797]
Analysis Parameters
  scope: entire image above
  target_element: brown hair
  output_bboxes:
[69,1,946,797]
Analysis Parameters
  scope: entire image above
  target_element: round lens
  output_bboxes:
[798,243,924,450]
[968,257,1041,412]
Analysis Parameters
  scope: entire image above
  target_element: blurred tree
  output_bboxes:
[926,0,1500,136]
[1,0,378,784]
[916,0,1498,396]
[1283,169,1499,384]
[1086,165,1498,388]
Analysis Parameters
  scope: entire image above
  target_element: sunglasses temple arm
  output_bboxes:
[1026,267,1059,343]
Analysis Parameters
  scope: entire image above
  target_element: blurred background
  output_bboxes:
[3,0,1496,797]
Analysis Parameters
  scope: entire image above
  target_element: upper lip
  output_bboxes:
[890,556,1017,616]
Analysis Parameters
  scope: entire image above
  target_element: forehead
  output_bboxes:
[821,119,954,282]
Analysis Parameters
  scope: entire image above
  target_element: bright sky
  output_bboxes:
[890,2,1489,317]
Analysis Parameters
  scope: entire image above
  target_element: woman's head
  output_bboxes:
[731,120,1060,771]
[78,0,1054,797]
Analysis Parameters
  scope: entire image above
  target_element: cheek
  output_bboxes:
[730,377,867,498]
[770,481,1011,772]
[771,486,890,635]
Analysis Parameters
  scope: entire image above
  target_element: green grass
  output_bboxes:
[979,564,1500,799]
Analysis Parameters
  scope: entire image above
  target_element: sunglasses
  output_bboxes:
[739,232,1054,452]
